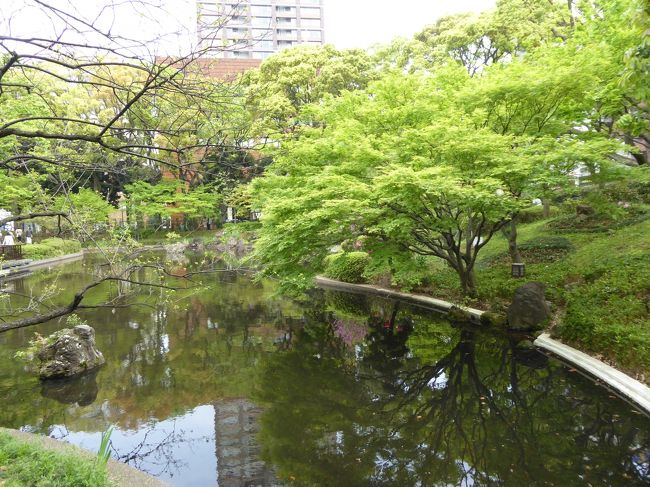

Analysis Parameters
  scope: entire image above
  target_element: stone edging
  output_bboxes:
[0,252,84,279]
[315,276,484,323]
[83,244,164,254]
[315,276,650,415]
[0,428,169,487]
[534,333,650,415]
[23,252,84,270]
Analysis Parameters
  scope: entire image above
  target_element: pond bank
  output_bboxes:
[316,275,650,416]
[1,254,648,485]
[26,252,84,270]
[0,252,84,278]
[534,333,650,415]
[0,428,169,487]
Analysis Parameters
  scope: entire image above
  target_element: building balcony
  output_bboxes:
[276,30,297,40]
[275,19,297,28]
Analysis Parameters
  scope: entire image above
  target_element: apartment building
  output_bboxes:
[197,0,325,59]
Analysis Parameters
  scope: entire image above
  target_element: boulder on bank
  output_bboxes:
[37,325,105,380]
[507,282,551,331]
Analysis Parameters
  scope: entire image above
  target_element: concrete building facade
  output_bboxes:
[197,0,325,59]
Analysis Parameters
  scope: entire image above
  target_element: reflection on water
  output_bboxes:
[51,405,217,484]
[0,256,648,486]
[40,369,100,406]
[214,399,280,487]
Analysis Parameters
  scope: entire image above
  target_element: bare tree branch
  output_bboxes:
[0,211,71,227]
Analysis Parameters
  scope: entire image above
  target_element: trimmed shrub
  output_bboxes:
[324,252,370,283]
[325,290,371,318]
[547,207,649,233]
[518,205,557,223]
[518,236,573,252]
[23,238,81,260]
[483,236,574,266]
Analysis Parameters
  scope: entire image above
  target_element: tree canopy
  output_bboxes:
[251,0,641,295]
[243,44,377,137]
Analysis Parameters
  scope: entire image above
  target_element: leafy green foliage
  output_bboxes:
[0,172,47,211]
[22,238,81,260]
[547,204,649,233]
[252,54,616,295]
[559,249,650,372]
[54,189,112,225]
[225,184,255,219]
[96,426,114,466]
[377,0,573,74]
[484,235,574,266]
[243,44,376,136]
[324,252,370,284]
[518,236,573,252]
[125,180,221,220]
[411,215,650,376]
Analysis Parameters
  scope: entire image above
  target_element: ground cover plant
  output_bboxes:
[0,431,112,487]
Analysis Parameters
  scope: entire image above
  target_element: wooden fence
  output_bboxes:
[0,245,23,260]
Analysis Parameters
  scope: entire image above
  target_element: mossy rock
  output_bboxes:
[479,311,507,328]
[447,306,472,322]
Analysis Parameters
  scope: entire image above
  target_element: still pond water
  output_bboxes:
[0,254,649,486]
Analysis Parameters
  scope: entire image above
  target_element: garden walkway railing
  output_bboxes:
[0,245,23,260]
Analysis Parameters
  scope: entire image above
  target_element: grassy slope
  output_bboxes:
[413,217,650,380]
[0,431,111,487]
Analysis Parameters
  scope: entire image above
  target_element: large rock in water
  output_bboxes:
[37,325,105,379]
[40,368,100,406]
[507,282,551,331]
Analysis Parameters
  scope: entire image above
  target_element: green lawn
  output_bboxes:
[0,431,112,487]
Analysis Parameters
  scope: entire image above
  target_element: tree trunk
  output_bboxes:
[93,172,101,192]
[542,199,551,218]
[459,266,477,298]
[507,216,523,263]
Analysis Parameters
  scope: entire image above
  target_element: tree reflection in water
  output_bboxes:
[255,292,650,486]
[2,259,649,486]
[49,415,216,481]
[108,423,188,478]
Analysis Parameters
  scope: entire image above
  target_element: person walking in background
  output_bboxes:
[2,231,15,246]
[15,228,22,243]
[25,229,32,244]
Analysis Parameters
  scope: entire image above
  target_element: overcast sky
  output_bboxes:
[1,0,496,56]
[325,0,495,49]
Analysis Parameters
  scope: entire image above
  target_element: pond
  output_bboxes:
[0,254,648,486]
